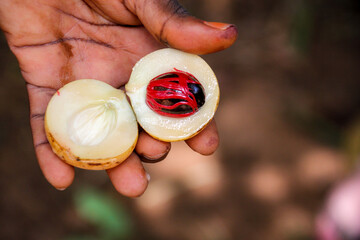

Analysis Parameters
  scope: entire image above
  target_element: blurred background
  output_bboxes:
[0,0,359,239]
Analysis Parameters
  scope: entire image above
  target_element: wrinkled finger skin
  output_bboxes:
[0,0,237,195]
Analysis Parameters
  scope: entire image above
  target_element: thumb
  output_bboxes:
[127,0,238,54]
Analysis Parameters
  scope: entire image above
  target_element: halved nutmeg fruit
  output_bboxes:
[126,48,220,142]
[45,79,138,170]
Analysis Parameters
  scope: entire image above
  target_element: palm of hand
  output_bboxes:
[0,0,237,196]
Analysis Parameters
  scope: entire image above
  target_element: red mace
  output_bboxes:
[146,68,206,118]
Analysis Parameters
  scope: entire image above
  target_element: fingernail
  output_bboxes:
[140,150,170,163]
[203,21,233,30]
[140,145,171,163]
[146,172,151,182]
[56,187,67,191]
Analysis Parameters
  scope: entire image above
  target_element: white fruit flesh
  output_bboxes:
[45,79,138,170]
[126,48,219,142]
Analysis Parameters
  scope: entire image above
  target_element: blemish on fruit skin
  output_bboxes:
[57,90,60,96]
[87,162,102,166]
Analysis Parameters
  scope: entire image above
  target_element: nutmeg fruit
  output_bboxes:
[45,79,138,170]
[125,48,219,142]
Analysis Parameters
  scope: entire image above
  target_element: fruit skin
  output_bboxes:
[126,48,220,142]
[45,123,137,170]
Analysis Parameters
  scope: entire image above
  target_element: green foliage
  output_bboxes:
[290,0,314,54]
[69,186,133,240]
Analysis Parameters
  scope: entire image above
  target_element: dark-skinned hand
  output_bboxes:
[0,0,237,197]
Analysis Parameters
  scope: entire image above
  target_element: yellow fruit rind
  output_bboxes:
[45,122,137,170]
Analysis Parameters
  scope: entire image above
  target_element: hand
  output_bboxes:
[0,0,237,196]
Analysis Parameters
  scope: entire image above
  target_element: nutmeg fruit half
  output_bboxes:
[45,79,138,170]
[126,48,220,142]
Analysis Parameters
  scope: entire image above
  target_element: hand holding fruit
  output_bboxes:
[0,0,237,196]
